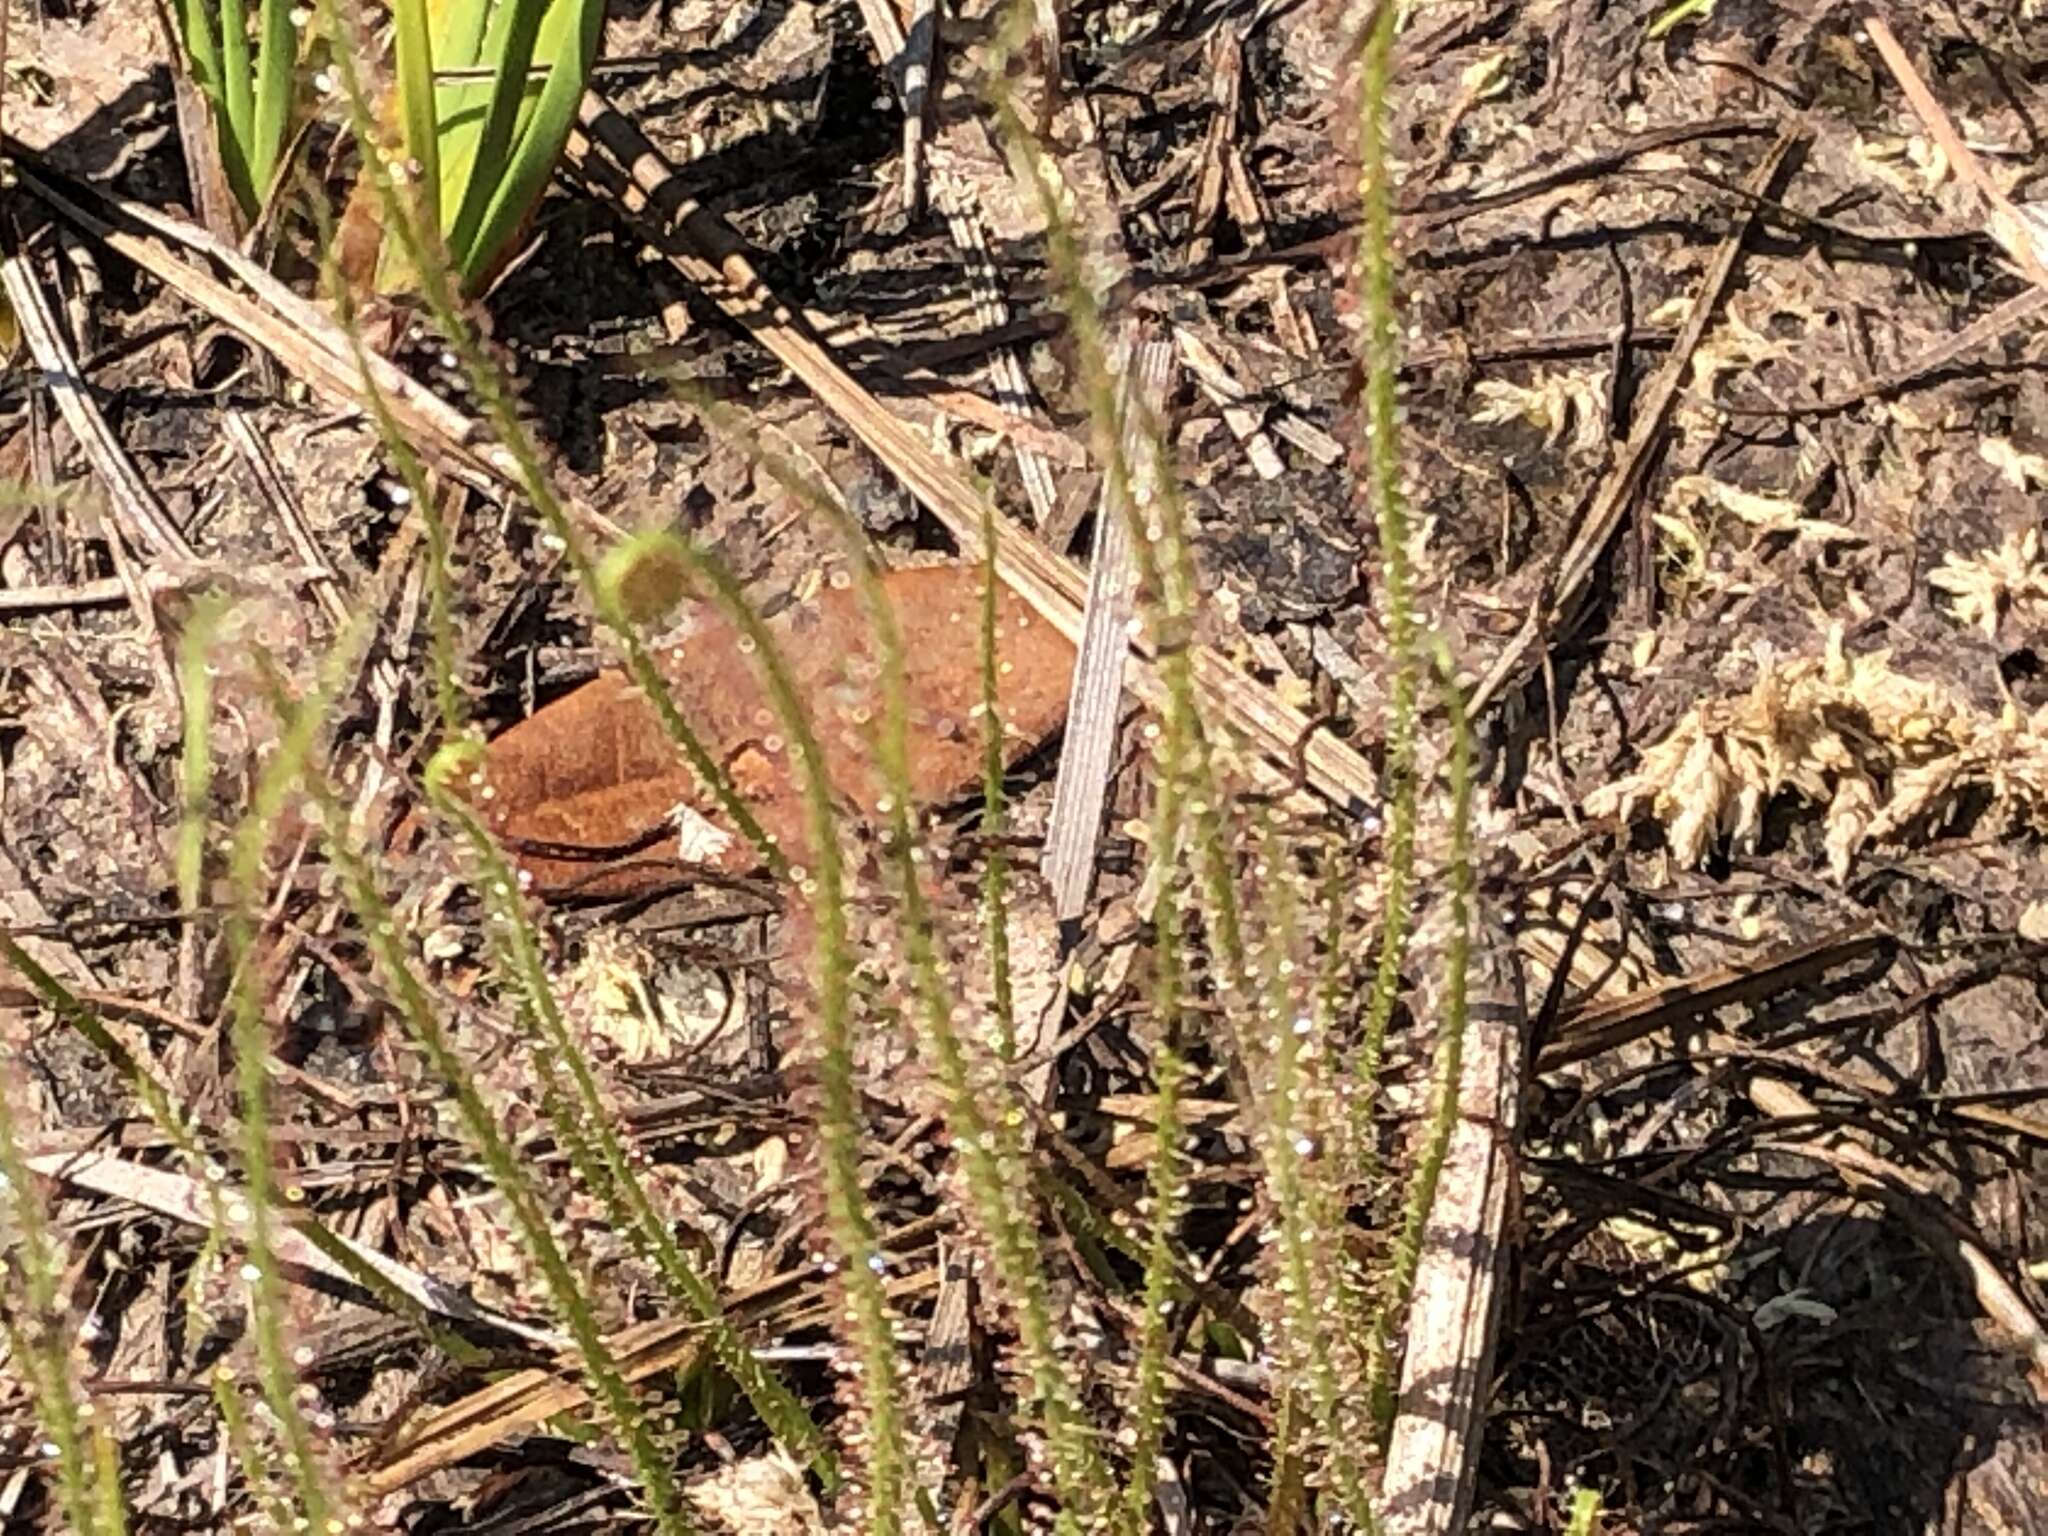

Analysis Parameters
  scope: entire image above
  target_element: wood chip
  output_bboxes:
[1174,324,1286,480]
[1043,333,1167,923]
[1382,905,1527,1536]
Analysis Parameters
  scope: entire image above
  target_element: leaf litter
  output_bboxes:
[10,0,2048,1530]
[1587,625,2048,880]
[432,560,1076,901]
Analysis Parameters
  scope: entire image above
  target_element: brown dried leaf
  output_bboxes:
[457,562,1076,901]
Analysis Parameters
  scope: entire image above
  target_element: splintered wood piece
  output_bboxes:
[460,562,1076,901]
[1044,331,1162,922]
[1382,905,1527,1536]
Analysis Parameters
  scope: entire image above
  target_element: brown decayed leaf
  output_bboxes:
[452,562,1077,900]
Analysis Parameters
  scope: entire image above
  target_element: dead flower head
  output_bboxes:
[1928,526,2048,638]
[1586,626,2048,878]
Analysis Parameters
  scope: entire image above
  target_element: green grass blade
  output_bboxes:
[216,0,257,175]
[171,0,226,113]
[248,0,296,194]
[391,0,443,240]
[456,0,599,285]
[434,0,497,75]
[435,0,532,263]
[171,0,257,212]
[428,0,502,238]
[444,0,547,268]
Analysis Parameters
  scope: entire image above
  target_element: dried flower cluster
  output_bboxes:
[1468,370,1609,456]
[1586,627,2048,877]
[1929,526,2048,638]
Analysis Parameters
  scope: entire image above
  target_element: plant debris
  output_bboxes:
[1929,526,2048,639]
[436,561,1076,900]
[1586,626,2048,878]
[10,0,2048,1531]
